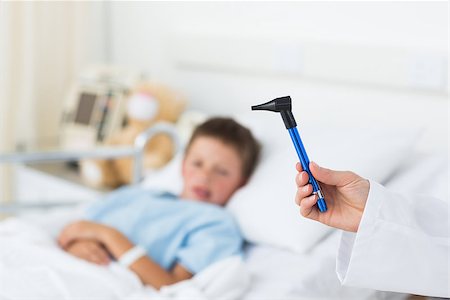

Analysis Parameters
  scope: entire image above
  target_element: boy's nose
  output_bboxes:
[197,168,212,183]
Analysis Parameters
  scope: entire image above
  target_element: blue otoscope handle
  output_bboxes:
[288,127,327,212]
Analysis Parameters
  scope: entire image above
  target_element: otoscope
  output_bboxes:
[251,96,327,212]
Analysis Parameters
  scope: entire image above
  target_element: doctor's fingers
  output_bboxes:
[295,171,309,187]
[295,183,313,206]
[299,193,320,220]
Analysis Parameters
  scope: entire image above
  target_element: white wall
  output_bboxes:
[108,1,448,153]
[0,1,107,203]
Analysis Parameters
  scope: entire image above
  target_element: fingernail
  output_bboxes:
[311,161,319,168]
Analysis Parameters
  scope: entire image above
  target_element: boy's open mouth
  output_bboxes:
[192,186,211,200]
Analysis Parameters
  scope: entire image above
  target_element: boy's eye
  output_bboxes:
[216,168,229,176]
[192,160,202,167]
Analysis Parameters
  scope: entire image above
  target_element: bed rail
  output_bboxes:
[0,122,180,212]
[0,122,180,183]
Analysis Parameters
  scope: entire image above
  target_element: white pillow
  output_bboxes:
[141,114,421,254]
[229,113,421,253]
[141,153,183,193]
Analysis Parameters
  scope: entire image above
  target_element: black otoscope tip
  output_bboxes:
[251,96,296,129]
[251,96,292,112]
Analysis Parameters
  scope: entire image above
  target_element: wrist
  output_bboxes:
[118,245,146,268]
[99,227,134,259]
[360,179,370,210]
[99,226,119,244]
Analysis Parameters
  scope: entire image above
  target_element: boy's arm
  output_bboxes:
[59,221,192,289]
[101,228,193,288]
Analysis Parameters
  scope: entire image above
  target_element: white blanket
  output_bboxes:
[0,218,249,300]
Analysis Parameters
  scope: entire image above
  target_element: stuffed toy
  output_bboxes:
[80,82,186,188]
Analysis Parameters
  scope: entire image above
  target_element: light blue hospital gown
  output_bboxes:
[85,186,243,274]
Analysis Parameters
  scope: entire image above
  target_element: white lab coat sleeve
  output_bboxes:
[336,180,449,298]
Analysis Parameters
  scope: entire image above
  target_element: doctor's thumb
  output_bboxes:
[309,162,348,186]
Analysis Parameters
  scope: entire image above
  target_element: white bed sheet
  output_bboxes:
[0,218,249,300]
[7,211,407,300]
[242,231,408,300]
[3,152,447,300]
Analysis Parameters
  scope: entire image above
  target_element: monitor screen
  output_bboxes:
[74,92,97,125]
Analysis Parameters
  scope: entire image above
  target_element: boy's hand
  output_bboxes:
[58,220,114,249]
[65,240,111,265]
[295,162,370,232]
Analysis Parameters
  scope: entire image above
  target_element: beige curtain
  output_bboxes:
[0,1,97,203]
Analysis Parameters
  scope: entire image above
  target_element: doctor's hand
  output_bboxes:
[65,240,111,265]
[295,162,370,232]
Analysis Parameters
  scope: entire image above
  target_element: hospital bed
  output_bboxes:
[0,108,447,300]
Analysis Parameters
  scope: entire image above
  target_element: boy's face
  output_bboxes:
[180,136,245,206]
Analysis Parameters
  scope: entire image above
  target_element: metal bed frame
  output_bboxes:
[0,122,180,213]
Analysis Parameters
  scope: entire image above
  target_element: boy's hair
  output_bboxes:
[186,117,261,179]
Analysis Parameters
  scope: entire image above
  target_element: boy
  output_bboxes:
[58,117,260,290]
